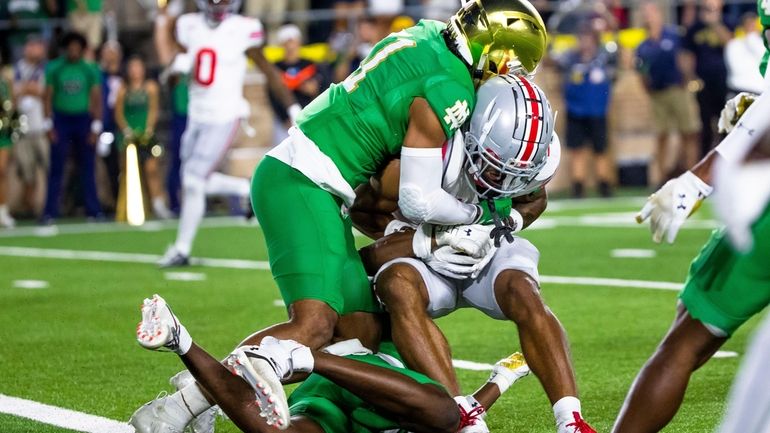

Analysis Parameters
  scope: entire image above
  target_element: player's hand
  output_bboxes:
[434,223,495,259]
[719,92,757,134]
[636,171,713,244]
[426,245,495,280]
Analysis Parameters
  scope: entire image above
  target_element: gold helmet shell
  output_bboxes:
[447,0,547,79]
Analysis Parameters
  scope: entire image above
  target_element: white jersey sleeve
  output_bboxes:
[175,13,197,49]
[240,17,265,50]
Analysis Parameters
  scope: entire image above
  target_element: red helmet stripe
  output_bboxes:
[518,77,542,162]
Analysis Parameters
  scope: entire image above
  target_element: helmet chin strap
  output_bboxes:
[486,199,515,247]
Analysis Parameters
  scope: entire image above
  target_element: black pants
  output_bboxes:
[696,83,727,158]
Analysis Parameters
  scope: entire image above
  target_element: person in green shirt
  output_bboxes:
[0,73,15,228]
[42,31,103,223]
[115,56,172,220]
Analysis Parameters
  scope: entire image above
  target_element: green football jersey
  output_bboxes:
[297,20,475,189]
[760,0,770,76]
[46,58,101,115]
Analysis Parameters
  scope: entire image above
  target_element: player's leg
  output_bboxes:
[613,219,770,433]
[611,305,725,433]
[131,295,322,433]
[463,238,593,432]
[375,259,461,395]
[234,338,460,433]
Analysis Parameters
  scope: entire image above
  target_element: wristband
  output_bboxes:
[42,118,53,132]
[508,209,524,233]
[91,119,104,134]
[682,170,714,198]
[412,224,433,259]
[287,103,302,124]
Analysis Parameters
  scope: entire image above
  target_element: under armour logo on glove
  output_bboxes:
[465,229,473,236]
[677,194,687,211]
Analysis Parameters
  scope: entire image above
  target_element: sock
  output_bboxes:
[152,197,169,215]
[553,396,582,427]
[175,383,213,417]
[205,172,250,197]
[175,176,206,256]
[174,323,193,356]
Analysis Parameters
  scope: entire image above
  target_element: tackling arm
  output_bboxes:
[399,98,480,226]
[512,188,548,229]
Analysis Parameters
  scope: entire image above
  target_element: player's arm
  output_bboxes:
[349,159,401,239]
[359,229,420,276]
[399,98,480,226]
[114,84,128,133]
[512,187,548,229]
[146,81,160,136]
[246,47,301,123]
[154,10,183,66]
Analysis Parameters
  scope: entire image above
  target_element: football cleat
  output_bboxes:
[490,352,530,385]
[456,396,489,433]
[158,246,190,268]
[128,392,186,433]
[224,347,290,430]
[137,295,183,352]
[169,371,218,433]
[563,412,597,433]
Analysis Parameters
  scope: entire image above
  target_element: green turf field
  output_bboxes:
[0,197,759,433]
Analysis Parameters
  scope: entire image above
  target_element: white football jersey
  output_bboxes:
[442,131,561,203]
[175,12,264,123]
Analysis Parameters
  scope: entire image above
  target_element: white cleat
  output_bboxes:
[169,371,218,433]
[456,396,489,433]
[128,393,186,433]
[136,294,182,352]
[489,352,531,387]
[224,347,290,430]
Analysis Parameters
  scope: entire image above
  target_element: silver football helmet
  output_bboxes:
[196,0,241,26]
[464,74,555,199]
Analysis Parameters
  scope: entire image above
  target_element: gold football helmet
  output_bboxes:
[446,0,547,80]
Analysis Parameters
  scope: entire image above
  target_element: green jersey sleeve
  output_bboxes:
[424,75,474,139]
[760,0,770,76]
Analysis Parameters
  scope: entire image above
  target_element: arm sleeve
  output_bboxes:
[398,146,480,225]
[175,14,193,49]
[423,77,474,139]
[242,18,265,49]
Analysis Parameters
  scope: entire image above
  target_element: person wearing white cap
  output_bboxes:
[269,24,323,146]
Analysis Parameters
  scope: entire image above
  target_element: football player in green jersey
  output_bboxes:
[613,2,770,430]
[135,294,532,433]
[130,2,548,432]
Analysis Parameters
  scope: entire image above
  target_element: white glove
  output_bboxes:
[718,92,757,134]
[425,245,497,280]
[636,171,714,244]
[412,223,495,260]
[434,224,495,258]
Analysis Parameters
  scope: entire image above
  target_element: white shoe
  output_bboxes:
[224,347,290,430]
[157,246,190,268]
[0,210,15,229]
[168,371,218,433]
[128,392,187,433]
[456,396,489,433]
[136,295,183,352]
[153,200,174,220]
[489,352,530,390]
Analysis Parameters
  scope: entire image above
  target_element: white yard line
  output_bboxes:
[0,246,683,292]
[0,394,133,433]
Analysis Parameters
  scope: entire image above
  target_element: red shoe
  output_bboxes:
[566,412,597,433]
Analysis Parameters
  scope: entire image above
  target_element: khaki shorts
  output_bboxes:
[68,12,103,49]
[13,132,49,183]
[650,86,701,134]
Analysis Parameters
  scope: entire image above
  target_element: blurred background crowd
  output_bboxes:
[0,0,765,227]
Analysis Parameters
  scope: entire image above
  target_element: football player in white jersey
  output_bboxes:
[352,75,596,433]
[156,0,301,267]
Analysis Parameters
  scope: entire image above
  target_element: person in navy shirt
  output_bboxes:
[637,0,701,181]
[683,0,732,157]
[556,26,616,198]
